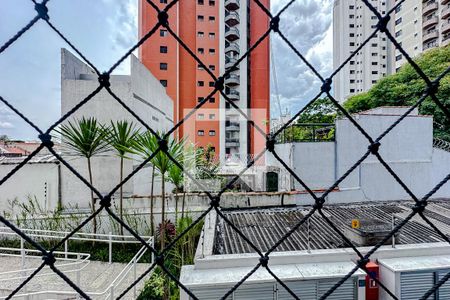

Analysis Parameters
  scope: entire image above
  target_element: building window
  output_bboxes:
[160,46,168,53]
[209,33,215,39]
[160,29,168,37]
[350,89,355,93]
[198,130,204,136]
[209,130,216,136]
[209,0,215,6]
[209,114,215,120]
[152,116,159,121]
[372,71,378,75]
[209,48,215,54]
[395,17,402,25]
[160,80,167,87]
[209,97,215,103]
[198,97,205,102]
[198,0,204,4]
[160,63,168,70]
[198,114,205,120]
[197,31,204,37]
[198,15,204,21]
[198,48,204,54]
[396,54,402,61]
[209,81,215,87]
[209,16,215,22]
[395,30,402,37]
[395,4,401,13]
[198,81,204,87]
[209,65,215,71]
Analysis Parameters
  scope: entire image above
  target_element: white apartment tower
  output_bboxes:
[333,0,389,102]
[334,0,450,102]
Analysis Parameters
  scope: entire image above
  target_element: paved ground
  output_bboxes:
[0,255,151,299]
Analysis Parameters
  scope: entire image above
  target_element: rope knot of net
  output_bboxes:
[42,252,56,266]
[266,137,276,153]
[210,196,220,208]
[98,72,111,88]
[259,255,269,268]
[376,15,391,33]
[313,197,326,210]
[158,11,169,28]
[368,142,381,155]
[38,133,54,149]
[413,200,428,213]
[214,76,225,91]
[321,78,332,94]
[157,138,168,153]
[100,195,112,208]
[34,2,49,21]
[427,81,440,96]
[155,255,165,266]
[270,16,280,33]
[357,257,369,268]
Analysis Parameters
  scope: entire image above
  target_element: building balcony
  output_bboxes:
[225,74,240,86]
[423,30,439,42]
[225,11,240,26]
[225,27,240,41]
[225,89,240,100]
[443,35,450,46]
[423,15,438,29]
[225,138,240,147]
[225,42,240,55]
[443,0,450,5]
[225,57,239,70]
[423,1,438,15]
[226,122,240,131]
[442,6,450,19]
[225,0,240,11]
[442,21,450,34]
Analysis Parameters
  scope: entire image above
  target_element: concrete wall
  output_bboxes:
[59,48,174,209]
[0,163,60,211]
[271,107,450,204]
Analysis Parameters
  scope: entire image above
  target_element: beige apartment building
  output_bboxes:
[333,0,450,102]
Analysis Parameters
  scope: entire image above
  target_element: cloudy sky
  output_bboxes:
[0,0,332,140]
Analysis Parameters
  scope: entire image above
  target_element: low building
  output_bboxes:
[268,107,450,204]
[59,48,174,209]
[180,200,450,299]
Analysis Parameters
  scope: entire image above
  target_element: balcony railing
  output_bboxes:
[225,11,240,26]
[225,122,240,131]
[442,21,450,34]
[442,6,450,19]
[423,15,438,29]
[225,57,239,70]
[225,26,240,41]
[225,0,240,11]
[422,30,439,42]
[225,42,240,55]
[225,89,240,100]
[225,74,240,86]
[423,1,438,15]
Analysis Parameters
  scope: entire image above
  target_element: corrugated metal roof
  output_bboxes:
[214,200,450,255]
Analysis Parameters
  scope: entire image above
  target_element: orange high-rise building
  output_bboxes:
[139,0,270,162]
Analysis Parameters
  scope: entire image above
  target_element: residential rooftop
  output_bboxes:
[213,200,450,255]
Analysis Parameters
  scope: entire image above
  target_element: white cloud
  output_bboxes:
[0,121,14,129]
[270,0,333,118]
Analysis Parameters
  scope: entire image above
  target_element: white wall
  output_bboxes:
[59,48,174,209]
[0,163,60,212]
[272,107,450,203]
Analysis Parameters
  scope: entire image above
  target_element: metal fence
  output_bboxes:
[1,0,450,299]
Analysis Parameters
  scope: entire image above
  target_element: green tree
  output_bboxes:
[344,45,450,140]
[58,117,110,234]
[104,121,140,235]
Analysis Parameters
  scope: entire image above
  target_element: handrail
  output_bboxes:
[0,234,154,299]
[433,138,450,152]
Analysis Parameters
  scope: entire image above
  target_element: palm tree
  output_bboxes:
[168,161,183,223]
[130,131,184,250]
[104,120,140,235]
[58,117,109,234]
